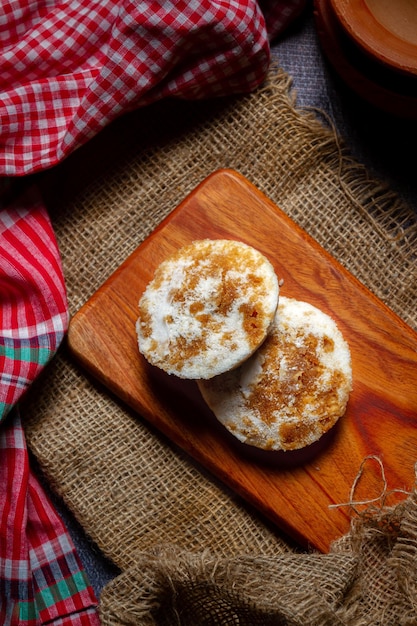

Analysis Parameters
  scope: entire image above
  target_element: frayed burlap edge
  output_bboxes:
[99,470,417,626]
[99,546,358,626]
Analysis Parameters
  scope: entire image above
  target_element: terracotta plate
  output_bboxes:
[330,0,417,76]
[314,0,417,118]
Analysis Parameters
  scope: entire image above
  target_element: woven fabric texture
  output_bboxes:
[21,68,417,623]
[98,485,417,625]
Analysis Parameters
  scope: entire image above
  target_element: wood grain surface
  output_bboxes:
[68,169,417,552]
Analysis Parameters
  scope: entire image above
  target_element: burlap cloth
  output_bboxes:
[22,67,417,624]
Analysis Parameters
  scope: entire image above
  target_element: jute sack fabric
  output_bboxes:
[22,67,417,624]
[98,483,417,625]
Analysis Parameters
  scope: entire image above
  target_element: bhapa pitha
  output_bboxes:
[198,297,352,451]
[136,239,279,379]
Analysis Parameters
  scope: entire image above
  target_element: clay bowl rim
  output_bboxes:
[314,0,417,119]
[330,0,417,76]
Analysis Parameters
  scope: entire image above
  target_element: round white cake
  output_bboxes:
[198,296,352,451]
[136,239,279,379]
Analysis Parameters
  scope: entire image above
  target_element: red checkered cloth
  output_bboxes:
[0,411,99,625]
[0,186,99,624]
[0,1,306,622]
[0,0,305,176]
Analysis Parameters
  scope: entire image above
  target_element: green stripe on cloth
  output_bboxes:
[2,342,53,365]
[19,571,93,620]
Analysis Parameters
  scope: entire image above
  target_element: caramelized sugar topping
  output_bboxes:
[136,239,279,379]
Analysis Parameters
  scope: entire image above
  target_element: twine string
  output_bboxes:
[329,455,412,515]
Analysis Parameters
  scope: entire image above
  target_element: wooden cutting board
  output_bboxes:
[68,169,417,552]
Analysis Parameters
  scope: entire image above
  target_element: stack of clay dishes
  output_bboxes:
[314,0,417,118]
